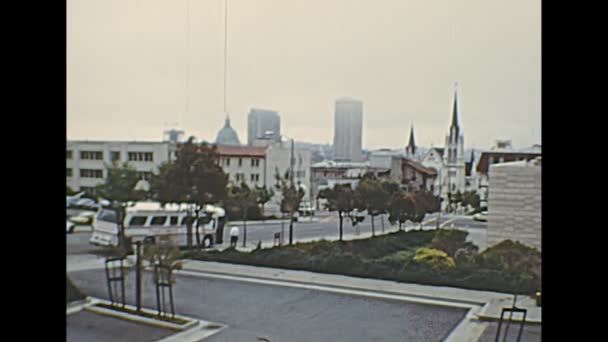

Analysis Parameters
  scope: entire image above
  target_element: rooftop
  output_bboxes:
[216,144,267,157]
[312,160,370,169]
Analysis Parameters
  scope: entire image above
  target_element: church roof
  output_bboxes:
[215,116,241,146]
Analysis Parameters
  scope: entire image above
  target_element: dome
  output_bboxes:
[215,116,241,146]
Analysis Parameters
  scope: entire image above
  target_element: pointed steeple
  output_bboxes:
[451,83,459,128]
[406,124,416,157]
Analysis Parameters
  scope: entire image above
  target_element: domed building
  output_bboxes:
[215,116,241,146]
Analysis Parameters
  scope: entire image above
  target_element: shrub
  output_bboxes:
[413,247,456,269]
[430,229,472,257]
[377,250,415,270]
[476,240,541,294]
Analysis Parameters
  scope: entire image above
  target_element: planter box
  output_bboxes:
[85,299,198,331]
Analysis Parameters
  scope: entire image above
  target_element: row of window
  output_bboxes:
[67,168,153,181]
[79,169,103,178]
[221,157,262,167]
[80,151,103,160]
[66,168,103,179]
[66,150,154,162]
[129,152,154,162]
[234,173,261,182]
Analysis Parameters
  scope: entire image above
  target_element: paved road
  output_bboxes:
[69,269,468,342]
[67,309,174,342]
[66,211,488,255]
[478,321,541,342]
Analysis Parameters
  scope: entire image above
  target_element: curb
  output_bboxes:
[66,296,100,315]
[83,298,200,331]
[177,266,486,308]
[474,313,542,325]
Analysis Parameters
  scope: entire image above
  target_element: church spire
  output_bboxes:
[451,82,459,128]
[407,125,416,154]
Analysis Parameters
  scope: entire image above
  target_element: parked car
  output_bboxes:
[298,202,315,217]
[68,211,97,225]
[66,220,75,234]
[473,211,488,222]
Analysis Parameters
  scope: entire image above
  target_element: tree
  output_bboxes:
[149,137,228,248]
[387,191,416,229]
[410,190,441,229]
[380,180,401,231]
[275,169,305,245]
[452,190,463,212]
[461,191,481,211]
[355,175,388,237]
[225,182,259,247]
[255,186,274,217]
[318,184,357,241]
[95,161,146,203]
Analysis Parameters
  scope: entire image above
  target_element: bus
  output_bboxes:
[89,201,226,248]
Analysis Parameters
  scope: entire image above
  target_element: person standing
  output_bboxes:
[230,226,240,248]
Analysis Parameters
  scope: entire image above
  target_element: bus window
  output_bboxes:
[150,216,167,226]
[199,215,212,225]
[169,216,179,225]
[129,216,148,226]
[180,216,193,226]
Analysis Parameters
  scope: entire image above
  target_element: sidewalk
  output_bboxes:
[228,217,320,226]
[211,225,404,252]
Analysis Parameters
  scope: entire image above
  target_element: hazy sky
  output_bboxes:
[67,0,541,150]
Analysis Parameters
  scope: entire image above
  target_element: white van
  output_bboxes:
[89,201,226,248]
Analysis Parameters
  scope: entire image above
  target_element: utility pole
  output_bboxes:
[436,168,442,230]
[289,138,295,245]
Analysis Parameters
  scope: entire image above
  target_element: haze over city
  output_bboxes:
[67,0,540,150]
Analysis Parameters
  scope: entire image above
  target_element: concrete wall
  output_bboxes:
[487,158,541,251]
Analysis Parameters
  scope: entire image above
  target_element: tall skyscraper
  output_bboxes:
[333,98,363,162]
[247,108,281,146]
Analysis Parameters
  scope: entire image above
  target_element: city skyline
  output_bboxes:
[67,0,541,150]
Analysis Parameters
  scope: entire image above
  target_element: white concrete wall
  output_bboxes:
[487,159,541,251]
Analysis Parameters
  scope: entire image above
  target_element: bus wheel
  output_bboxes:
[203,236,212,249]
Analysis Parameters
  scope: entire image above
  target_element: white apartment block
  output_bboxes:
[217,142,312,214]
[66,140,171,193]
[216,145,268,188]
[487,157,542,251]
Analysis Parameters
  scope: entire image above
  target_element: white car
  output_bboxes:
[68,211,97,225]
[473,211,488,222]
[298,203,315,217]
[66,220,76,234]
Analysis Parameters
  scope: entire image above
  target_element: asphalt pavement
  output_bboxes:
[67,309,175,342]
[69,269,468,342]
